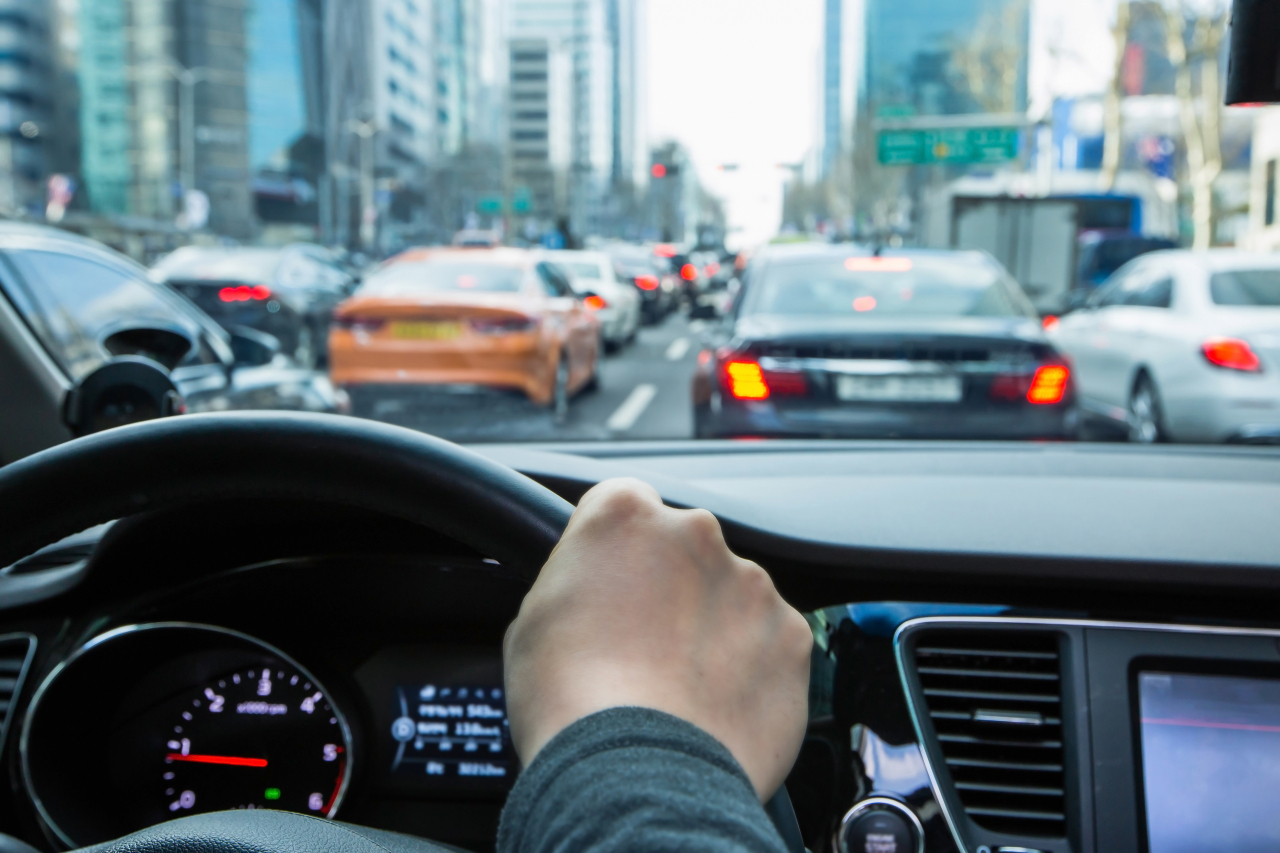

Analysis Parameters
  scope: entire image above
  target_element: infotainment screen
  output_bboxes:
[1139,671,1280,853]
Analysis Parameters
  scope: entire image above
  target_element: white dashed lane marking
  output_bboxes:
[606,384,658,431]
[665,337,691,360]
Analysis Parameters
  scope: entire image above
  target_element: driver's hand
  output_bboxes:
[503,477,812,801]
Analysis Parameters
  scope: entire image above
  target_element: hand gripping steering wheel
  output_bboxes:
[0,412,805,853]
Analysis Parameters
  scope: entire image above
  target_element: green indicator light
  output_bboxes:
[264,788,281,801]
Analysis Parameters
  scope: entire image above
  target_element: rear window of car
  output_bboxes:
[743,255,1033,318]
[152,249,282,284]
[359,262,526,295]
[558,262,602,279]
[1210,270,1280,306]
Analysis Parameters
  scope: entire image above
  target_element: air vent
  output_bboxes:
[912,629,1065,838]
[0,634,35,757]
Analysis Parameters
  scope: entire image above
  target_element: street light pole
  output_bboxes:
[164,61,211,199]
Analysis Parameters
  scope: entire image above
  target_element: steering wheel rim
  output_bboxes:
[0,411,573,575]
[1,412,805,853]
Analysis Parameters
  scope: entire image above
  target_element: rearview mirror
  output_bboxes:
[63,356,185,437]
[227,326,281,367]
[1226,0,1280,104]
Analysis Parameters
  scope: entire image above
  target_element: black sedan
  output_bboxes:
[609,247,678,324]
[152,245,355,368]
[692,245,1076,439]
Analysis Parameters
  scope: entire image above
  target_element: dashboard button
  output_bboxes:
[836,797,924,853]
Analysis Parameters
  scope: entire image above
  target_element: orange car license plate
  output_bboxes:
[389,321,463,341]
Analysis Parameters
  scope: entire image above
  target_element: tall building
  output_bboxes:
[434,0,482,156]
[246,0,324,229]
[863,0,1029,117]
[506,0,644,236]
[817,0,859,179]
[0,0,54,216]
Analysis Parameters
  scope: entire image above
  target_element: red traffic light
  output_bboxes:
[651,163,667,179]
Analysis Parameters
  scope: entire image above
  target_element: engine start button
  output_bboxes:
[836,798,924,853]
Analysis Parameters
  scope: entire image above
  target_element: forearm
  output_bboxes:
[497,707,789,853]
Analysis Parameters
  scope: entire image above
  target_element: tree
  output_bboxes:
[1101,1,1132,191]
[1161,0,1228,249]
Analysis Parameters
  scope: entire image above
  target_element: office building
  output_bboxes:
[818,0,859,178]
[863,0,1029,117]
[0,0,53,216]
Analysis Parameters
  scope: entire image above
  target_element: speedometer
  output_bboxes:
[160,665,346,817]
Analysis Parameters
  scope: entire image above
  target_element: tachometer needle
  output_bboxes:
[166,753,268,768]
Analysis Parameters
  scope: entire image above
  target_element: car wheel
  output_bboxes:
[552,355,570,423]
[1128,374,1167,443]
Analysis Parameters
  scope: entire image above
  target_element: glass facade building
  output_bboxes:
[863,0,1029,117]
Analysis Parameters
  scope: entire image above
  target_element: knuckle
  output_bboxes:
[578,478,661,523]
[683,508,725,547]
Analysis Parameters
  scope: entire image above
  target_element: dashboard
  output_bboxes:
[1,439,1280,853]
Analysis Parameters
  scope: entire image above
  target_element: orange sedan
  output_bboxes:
[329,248,601,412]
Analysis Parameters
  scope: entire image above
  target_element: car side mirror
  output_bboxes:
[63,356,184,438]
[227,326,281,367]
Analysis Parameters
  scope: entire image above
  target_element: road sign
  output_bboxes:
[477,195,503,214]
[512,188,532,214]
[877,127,1019,165]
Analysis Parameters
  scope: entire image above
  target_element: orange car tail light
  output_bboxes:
[334,316,386,333]
[1201,337,1262,372]
[471,316,538,334]
[634,274,660,291]
[583,295,607,310]
[680,263,697,281]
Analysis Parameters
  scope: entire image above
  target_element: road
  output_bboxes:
[352,314,705,443]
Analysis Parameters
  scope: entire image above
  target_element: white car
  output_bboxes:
[1049,250,1280,443]
[538,250,642,351]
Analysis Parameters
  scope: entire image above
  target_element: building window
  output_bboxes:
[1267,159,1277,228]
[512,130,547,141]
[390,113,415,136]
[512,71,547,82]
[515,111,548,121]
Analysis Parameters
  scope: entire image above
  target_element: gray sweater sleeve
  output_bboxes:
[497,706,788,853]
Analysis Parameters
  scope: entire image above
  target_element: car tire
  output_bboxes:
[1128,374,1167,444]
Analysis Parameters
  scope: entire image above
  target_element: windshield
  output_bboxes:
[744,256,1031,319]
[8,0,1272,447]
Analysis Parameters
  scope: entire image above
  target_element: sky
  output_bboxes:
[644,0,1128,248]
[646,0,824,249]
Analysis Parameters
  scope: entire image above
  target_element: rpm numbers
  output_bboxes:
[160,665,347,817]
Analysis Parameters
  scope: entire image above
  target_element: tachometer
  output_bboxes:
[160,665,346,817]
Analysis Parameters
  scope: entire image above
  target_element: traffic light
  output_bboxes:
[651,162,680,179]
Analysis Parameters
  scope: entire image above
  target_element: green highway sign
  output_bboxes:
[512,188,532,213]
[477,195,503,214]
[877,126,1019,165]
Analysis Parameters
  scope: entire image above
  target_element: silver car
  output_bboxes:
[538,250,642,351]
[1049,250,1280,443]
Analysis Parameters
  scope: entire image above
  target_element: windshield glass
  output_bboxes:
[1210,270,1280,307]
[6,0,1272,447]
[745,256,1030,318]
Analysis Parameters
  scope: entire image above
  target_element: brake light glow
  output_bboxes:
[723,360,770,400]
[634,274,659,291]
[1042,315,1060,330]
[680,263,697,281]
[705,262,721,277]
[219,284,271,302]
[844,257,913,272]
[583,295,607,310]
[852,296,877,312]
[1027,365,1070,404]
[1201,338,1262,372]
[654,244,677,258]
[334,316,385,333]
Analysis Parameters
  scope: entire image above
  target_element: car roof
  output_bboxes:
[756,243,991,264]
[1137,249,1280,273]
[382,246,534,268]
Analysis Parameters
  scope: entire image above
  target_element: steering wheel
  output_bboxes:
[0,412,805,853]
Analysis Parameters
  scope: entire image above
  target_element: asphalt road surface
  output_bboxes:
[350,313,706,443]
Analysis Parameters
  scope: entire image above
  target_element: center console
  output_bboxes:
[805,607,1280,853]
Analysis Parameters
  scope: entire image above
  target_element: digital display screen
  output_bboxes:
[1139,671,1280,853]
[388,683,514,783]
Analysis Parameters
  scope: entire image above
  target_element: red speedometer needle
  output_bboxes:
[166,753,268,768]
